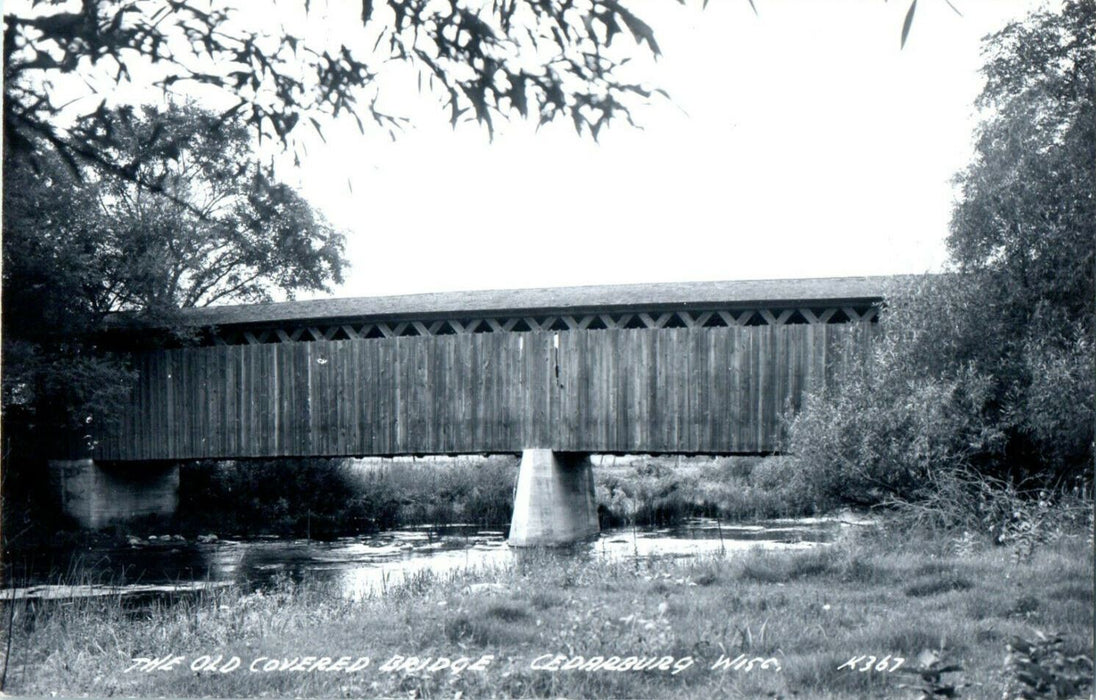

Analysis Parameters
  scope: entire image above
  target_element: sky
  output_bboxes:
[265,0,1043,300]
[12,0,1046,301]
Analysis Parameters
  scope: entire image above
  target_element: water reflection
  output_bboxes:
[8,517,855,602]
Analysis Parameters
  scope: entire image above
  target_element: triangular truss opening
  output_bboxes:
[827,309,851,324]
[363,325,388,339]
[662,313,688,329]
[327,326,352,340]
[584,316,608,330]
[197,302,880,346]
[784,310,809,325]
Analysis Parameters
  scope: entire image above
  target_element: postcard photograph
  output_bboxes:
[1,0,1092,698]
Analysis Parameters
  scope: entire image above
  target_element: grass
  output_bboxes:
[1,523,1091,699]
[595,454,818,525]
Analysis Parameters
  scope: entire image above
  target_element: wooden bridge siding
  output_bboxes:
[94,324,877,461]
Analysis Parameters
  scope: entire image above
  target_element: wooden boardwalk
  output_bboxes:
[93,277,890,460]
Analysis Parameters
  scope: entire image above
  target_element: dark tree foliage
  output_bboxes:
[0,0,671,534]
[789,2,1095,513]
[947,0,1094,476]
[75,104,346,314]
[5,105,346,321]
[949,0,1095,331]
[0,0,676,465]
[3,152,136,438]
[2,105,346,445]
[4,0,670,184]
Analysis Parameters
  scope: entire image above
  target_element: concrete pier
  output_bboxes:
[508,449,599,547]
[49,459,179,529]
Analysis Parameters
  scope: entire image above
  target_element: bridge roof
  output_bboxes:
[155,275,905,329]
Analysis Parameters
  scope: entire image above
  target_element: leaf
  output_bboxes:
[900,0,917,49]
[607,1,661,57]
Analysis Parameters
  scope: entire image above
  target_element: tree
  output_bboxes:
[2,0,960,203]
[788,1,1094,513]
[75,104,345,315]
[949,0,1094,329]
[947,0,1094,476]
[3,103,347,320]
[0,0,675,438]
[3,0,670,185]
[2,105,346,440]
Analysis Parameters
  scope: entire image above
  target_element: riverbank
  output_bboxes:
[5,454,812,558]
[176,454,816,535]
[595,454,815,525]
[174,455,521,538]
[3,523,1091,699]
[173,454,814,538]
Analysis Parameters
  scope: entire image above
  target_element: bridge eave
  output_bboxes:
[103,274,911,333]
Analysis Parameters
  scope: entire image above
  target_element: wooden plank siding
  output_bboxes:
[94,324,878,461]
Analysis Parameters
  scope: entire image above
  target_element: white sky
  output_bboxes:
[16,0,1046,300]
[269,0,1043,300]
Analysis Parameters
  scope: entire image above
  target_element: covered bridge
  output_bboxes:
[56,275,892,542]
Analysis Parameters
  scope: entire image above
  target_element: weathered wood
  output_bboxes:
[95,323,879,459]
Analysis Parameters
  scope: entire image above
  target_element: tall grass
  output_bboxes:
[3,522,1091,699]
[595,455,818,526]
[346,455,517,527]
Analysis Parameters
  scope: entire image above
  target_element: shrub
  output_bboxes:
[789,2,1095,511]
[594,455,817,526]
[789,273,1094,514]
[175,455,517,538]
[747,455,815,514]
[881,466,1094,556]
[1017,329,1095,479]
[1005,631,1094,699]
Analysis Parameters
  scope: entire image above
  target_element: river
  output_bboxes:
[4,517,868,602]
